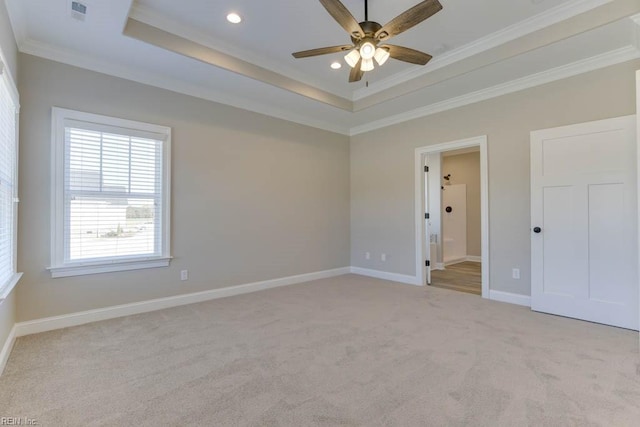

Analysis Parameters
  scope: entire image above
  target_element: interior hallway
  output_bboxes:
[430,261,482,295]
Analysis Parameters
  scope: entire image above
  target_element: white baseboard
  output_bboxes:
[0,325,16,376]
[350,267,421,286]
[489,290,531,307]
[2,267,532,376]
[444,256,482,266]
[433,263,445,271]
[15,267,351,338]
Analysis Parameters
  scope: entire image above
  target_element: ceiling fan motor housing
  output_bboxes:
[351,21,383,45]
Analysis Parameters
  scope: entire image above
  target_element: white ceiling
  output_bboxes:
[5,0,640,135]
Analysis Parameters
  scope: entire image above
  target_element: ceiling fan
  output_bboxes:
[292,0,443,83]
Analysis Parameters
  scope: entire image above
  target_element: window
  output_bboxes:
[0,60,20,299]
[50,108,171,278]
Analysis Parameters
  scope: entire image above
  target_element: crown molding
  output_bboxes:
[16,37,639,137]
[350,45,640,136]
[18,38,351,135]
[123,18,353,112]
[13,38,640,138]
[353,0,611,101]
[354,0,640,112]
[7,0,639,137]
[6,0,353,113]
[129,0,611,105]
[128,4,344,100]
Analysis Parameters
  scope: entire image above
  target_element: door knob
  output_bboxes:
[445,206,453,213]
[533,227,542,233]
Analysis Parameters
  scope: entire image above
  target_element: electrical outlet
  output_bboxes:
[381,253,387,262]
[512,268,520,280]
[365,252,371,260]
[180,270,189,281]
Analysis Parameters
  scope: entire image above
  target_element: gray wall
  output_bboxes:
[0,0,17,79]
[442,152,481,257]
[16,54,351,322]
[0,0,17,355]
[0,290,15,352]
[7,53,640,321]
[351,59,639,296]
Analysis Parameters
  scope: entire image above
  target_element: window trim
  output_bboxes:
[0,59,21,303]
[49,107,172,278]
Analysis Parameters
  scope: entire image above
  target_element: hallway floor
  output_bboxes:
[430,261,481,295]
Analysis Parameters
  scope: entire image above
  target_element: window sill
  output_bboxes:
[0,272,23,302]
[48,257,171,278]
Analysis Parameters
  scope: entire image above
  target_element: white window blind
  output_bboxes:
[0,65,18,295]
[51,109,171,277]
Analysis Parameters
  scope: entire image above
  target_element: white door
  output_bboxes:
[531,116,638,330]
[442,184,467,264]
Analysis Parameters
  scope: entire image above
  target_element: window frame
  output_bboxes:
[50,107,172,278]
[0,59,22,301]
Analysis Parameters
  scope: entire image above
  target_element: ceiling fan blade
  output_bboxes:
[375,0,443,40]
[349,58,364,83]
[292,45,353,58]
[319,0,365,39]
[385,45,433,65]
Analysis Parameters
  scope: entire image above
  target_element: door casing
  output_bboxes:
[414,135,489,298]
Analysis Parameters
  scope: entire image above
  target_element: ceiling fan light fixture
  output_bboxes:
[344,49,360,68]
[374,47,390,66]
[360,58,374,72]
[359,41,376,60]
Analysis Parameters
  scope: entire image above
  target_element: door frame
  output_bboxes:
[414,135,489,298]
[635,71,640,339]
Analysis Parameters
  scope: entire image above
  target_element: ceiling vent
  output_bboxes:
[70,1,87,21]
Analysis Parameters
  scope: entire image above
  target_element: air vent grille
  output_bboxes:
[71,1,87,21]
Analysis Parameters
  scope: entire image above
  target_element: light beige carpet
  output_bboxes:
[1,274,639,426]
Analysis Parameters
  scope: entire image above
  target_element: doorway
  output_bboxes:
[414,136,489,298]
[431,148,482,295]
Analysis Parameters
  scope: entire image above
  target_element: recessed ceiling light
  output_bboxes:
[226,13,242,24]
[330,62,342,70]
